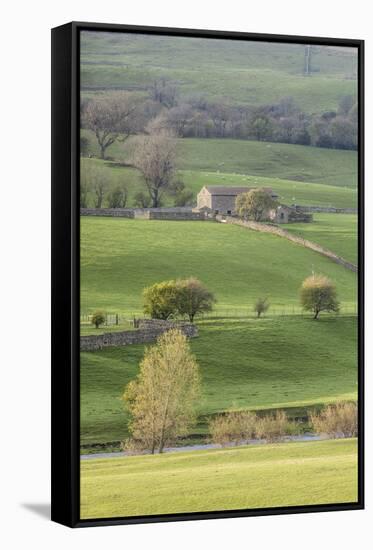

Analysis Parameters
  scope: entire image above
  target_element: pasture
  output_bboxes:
[81,132,358,191]
[286,213,358,264]
[80,32,357,113]
[80,316,357,447]
[80,217,357,316]
[80,216,357,450]
[80,438,358,519]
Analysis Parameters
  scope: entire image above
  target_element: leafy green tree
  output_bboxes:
[91,310,105,329]
[123,329,200,453]
[300,274,340,319]
[175,277,216,322]
[250,115,273,141]
[107,184,128,208]
[134,191,151,208]
[143,280,178,320]
[235,188,277,222]
[80,135,90,157]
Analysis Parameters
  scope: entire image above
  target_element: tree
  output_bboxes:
[82,91,138,159]
[173,189,194,207]
[175,277,216,322]
[300,274,340,319]
[167,179,194,207]
[80,159,91,207]
[254,297,269,318]
[123,329,200,453]
[92,171,110,209]
[133,132,177,207]
[143,280,179,320]
[107,183,128,208]
[80,181,89,208]
[338,95,354,116]
[91,310,105,329]
[250,115,273,141]
[149,77,178,108]
[235,188,277,222]
[134,191,151,208]
[80,159,110,208]
[80,135,90,157]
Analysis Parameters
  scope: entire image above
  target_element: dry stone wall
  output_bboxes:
[292,205,357,214]
[80,207,205,221]
[217,215,357,273]
[80,319,198,352]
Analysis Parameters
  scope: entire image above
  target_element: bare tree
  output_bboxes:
[132,132,177,207]
[149,77,178,108]
[82,91,138,159]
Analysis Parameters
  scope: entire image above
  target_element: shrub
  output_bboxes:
[254,297,270,318]
[310,402,357,438]
[209,410,257,447]
[255,410,290,442]
[107,184,128,208]
[91,310,106,329]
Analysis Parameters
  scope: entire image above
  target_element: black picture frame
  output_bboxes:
[51,21,365,528]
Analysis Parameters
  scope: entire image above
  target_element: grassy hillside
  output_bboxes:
[80,217,357,449]
[80,158,357,210]
[179,139,358,188]
[80,316,357,447]
[182,171,357,208]
[285,213,358,264]
[80,32,357,113]
[80,217,357,316]
[80,438,358,518]
[82,131,358,189]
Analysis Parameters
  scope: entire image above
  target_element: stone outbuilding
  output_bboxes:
[196,185,279,215]
[269,204,313,224]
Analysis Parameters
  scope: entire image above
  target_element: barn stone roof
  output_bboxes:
[203,186,278,197]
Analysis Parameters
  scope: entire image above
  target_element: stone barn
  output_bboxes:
[196,186,278,215]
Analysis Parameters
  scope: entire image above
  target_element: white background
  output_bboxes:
[0,0,370,548]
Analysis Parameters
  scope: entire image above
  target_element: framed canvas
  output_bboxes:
[51,21,364,528]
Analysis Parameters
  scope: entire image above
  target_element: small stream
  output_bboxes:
[81,433,322,460]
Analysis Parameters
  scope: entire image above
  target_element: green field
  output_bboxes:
[81,159,357,210]
[286,213,358,264]
[80,217,357,316]
[79,31,359,516]
[81,316,357,447]
[82,132,358,190]
[81,32,357,113]
[80,438,358,518]
[178,139,357,188]
[80,216,357,449]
